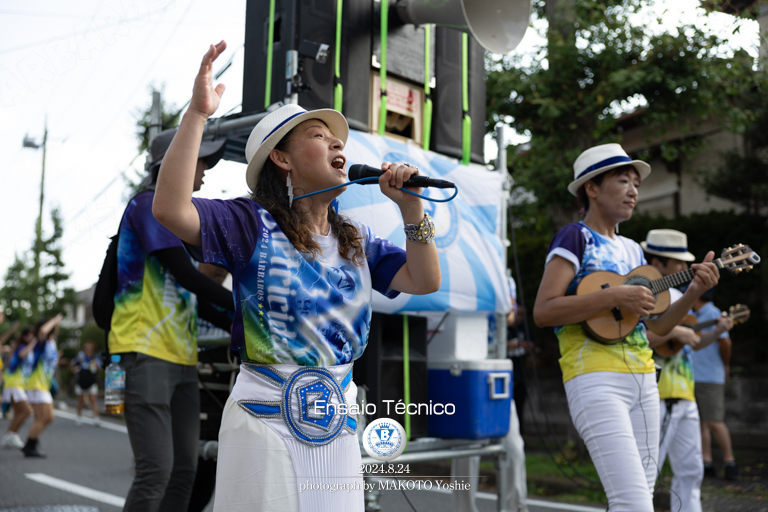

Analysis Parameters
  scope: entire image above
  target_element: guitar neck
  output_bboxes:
[649,259,723,294]
[687,318,718,331]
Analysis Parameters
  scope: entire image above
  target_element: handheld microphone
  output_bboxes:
[348,164,456,189]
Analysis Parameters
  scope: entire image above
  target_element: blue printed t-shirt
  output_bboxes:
[108,191,199,365]
[189,197,407,367]
[545,222,655,383]
[657,288,696,401]
[690,302,729,384]
[3,344,34,389]
[73,351,102,373]
[26,339,59,392]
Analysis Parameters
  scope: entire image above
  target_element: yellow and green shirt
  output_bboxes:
[26,340,58,392]
[3,344,33,389]
[108,191,198,365]
[546,222,655,383]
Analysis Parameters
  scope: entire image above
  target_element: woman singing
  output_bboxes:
[532,144,719,512]
[152,41,440,512]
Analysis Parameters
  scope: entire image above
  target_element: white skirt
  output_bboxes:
[26,389,53,404]
[2,387,28,404]
[213,363,364,512]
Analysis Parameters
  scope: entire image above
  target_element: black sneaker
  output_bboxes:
[21,438,46,458]
[724,462,738,481]
[703,462,716,478]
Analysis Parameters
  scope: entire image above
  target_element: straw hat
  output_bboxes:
[568,143,651,196]
[641,229,696,262]
[244,104,349,192]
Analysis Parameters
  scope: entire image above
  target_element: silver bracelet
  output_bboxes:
[403,213,435,244]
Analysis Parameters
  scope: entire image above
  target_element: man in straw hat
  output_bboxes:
[534,143,722,512]
[109,127,236,511]
[643,229,734,512]
[151,41,440,512]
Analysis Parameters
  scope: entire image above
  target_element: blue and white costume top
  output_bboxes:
[189,197,406,446]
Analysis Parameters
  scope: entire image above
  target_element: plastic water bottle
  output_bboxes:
[105,355,125,415]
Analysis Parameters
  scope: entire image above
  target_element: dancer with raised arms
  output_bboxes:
[152,41,440,512]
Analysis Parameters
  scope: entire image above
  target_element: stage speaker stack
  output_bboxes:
[242,0,531,162]
[242,0,373,132]
[353,313,429,439]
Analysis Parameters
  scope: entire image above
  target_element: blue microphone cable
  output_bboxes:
[293,177,459,203]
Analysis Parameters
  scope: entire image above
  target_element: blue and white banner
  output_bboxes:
[340,130,512,315]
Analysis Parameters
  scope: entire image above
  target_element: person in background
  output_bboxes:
[108,122,235,511]
[533,144,720,512]
[0,317,21,389]
[643,229,733,512]
[690,290,738,481]
[71,340,102,427]
[1,324,34,448]
[23,314,63,457]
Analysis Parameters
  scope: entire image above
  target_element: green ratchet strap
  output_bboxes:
[461,32,471,165]
[265,0,276,109]
[403,314,411,442]
[423,24,432,149]
[378,0,388,135]
[333,0,343,111]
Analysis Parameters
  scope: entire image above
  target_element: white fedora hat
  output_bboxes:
[641,229,696,262]
[245,104,349,192]
[568,143,651,196]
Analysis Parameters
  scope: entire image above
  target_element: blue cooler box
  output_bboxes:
[427,359,512,439]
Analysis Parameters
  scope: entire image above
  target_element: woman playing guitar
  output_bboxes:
[643,230,733,512]
[533,144,721,512]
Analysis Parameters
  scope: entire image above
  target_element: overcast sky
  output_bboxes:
[0,0,759,294]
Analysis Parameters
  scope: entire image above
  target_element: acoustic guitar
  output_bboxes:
[653,304,750,358]
[577,244,760,344]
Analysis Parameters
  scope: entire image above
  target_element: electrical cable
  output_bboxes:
[399,488,419,512]
[292,177,458,203]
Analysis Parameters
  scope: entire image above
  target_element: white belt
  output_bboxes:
[232,362,358,447]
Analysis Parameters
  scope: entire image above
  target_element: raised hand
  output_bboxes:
[687,251,720,297]
[189,41,228,119]
[613,284,656,317]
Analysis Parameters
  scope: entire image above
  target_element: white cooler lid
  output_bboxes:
[428,359,512,371]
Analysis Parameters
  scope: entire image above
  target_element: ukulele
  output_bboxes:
[653,304,750,357]
[577,244,760,344]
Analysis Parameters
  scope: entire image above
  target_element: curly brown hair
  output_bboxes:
[250,126,366,266]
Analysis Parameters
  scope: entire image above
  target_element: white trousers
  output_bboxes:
[565,371,660,512]
[452,401,528,512]
[658,399,703,512]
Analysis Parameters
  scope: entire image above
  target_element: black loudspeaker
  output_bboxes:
[432,26,486,164]
[354,313,428,439]
[242,0,372,132]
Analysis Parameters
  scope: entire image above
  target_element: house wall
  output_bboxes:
[628,128,744,218]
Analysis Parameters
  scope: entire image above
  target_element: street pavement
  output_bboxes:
[0,405,603,512]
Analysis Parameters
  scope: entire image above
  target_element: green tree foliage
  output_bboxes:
[488,0,762,222]
[699,94,768,214]
[124,85,182,195]
[0,209,76,324]
[490,0,766,359]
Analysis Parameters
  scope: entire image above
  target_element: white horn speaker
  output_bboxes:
[395,0,531,54]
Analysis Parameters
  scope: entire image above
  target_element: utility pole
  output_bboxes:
[22,117,48,285]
